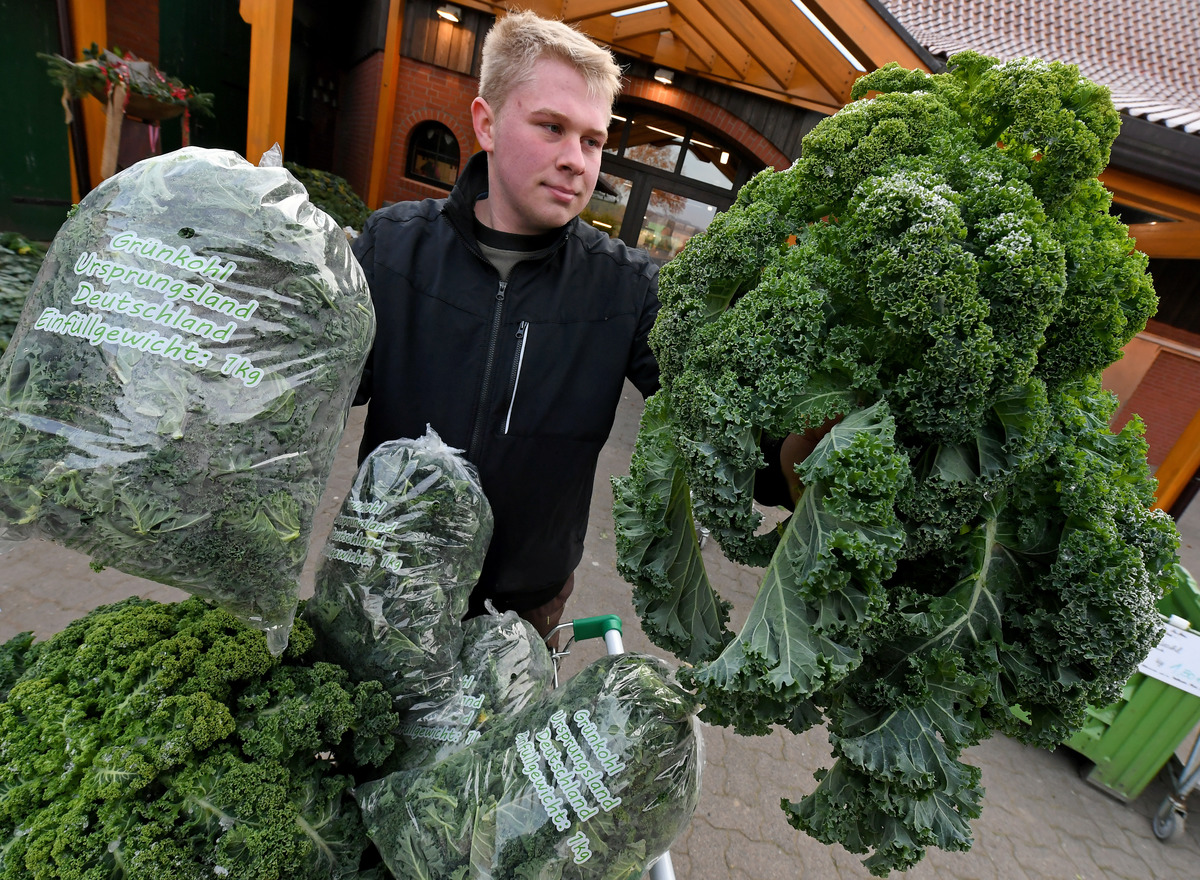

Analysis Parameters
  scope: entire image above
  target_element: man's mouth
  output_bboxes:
[546,184,578,202]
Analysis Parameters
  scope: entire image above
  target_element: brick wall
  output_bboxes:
[333,55,477,206]
[107,0,159,64]
[333,53,384,199]
[383,58,478,204]
[1117,319,1200,468]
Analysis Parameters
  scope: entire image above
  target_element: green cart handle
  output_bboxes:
[571,614,625,655]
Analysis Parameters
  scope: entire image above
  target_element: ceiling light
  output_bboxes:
[612,1,668,16]
[791,0,865,71]
[719,151,730,164]
[646,124,682,138]
[436,4,461,22]
[654,68,674,85]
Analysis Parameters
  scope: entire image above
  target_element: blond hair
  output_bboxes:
[479,10,622,113]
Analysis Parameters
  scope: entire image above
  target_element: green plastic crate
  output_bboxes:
[1065,564,1200,801]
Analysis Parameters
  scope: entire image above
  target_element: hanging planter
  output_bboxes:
[41,44,215,180]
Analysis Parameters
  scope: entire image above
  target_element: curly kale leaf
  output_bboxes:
[0,631,37,702]
[0,597,398,880]
[0,235,45,354]
[780,390,1172,874]
[854,52,1122,210]
[682,403,909,735]
[616,52,1175,875]
[1036,179,1157,387]
[612,390,733,665]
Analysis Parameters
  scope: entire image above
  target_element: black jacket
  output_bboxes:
[352,152,660,610]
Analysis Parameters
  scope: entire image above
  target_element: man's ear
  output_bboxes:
[472,97,497,152]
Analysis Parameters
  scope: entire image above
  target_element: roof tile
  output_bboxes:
[880,0,1200,133]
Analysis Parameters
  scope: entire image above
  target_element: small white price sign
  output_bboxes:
[1138,624,1200,698]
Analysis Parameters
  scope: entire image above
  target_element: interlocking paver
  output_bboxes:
[3,387,1200,879]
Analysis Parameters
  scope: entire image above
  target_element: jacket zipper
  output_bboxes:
[503,321,530,434]
[468,280,507,460]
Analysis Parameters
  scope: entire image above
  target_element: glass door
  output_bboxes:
[583,103,754,263]
[635,187,722,266]
[579,171,633,238]
[582,171,727,266]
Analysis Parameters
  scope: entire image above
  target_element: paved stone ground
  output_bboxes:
[3,388,1200,879]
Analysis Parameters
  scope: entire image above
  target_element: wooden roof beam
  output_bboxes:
[730,59,837,106]
[744,0,857,102]
[578,5,672,41]
[651,31,706,72]
[647,21,840,110]
[448,0,511,15]
[612,5,673,39]
[693,0,797,91]
[575,13,622,43]
[801,0,929,73]
[671,0,754,78]
[689,69,843,116]
[366,0,403,209]
[241,0,294,165]
[1127,220,1200,259]
[668,14,717,70]
[560,0,656,20]
[578,23,698,74]
[1101,167,1200,223]
[497,0,562,19]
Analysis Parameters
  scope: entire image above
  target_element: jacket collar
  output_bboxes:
[444,151,577,245]
[445,150,489,226]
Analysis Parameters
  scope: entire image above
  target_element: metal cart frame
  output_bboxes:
[1153,732,1200,842]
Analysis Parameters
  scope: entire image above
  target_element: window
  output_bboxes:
[596,104,760,259]
[624,113,685,175]
[407,121,459,188]
[580,172,633,239]
[636,190,720,267]
[604,106,745,190]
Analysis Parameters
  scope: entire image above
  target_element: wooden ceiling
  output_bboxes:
[450,0,930,113]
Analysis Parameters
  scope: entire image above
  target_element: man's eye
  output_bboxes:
[544,123,562,134]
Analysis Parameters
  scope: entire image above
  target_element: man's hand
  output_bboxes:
[779,417,841,505]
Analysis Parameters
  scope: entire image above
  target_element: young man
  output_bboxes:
[351,12,658,639]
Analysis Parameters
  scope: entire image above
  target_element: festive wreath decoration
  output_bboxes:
[41,44,214,140]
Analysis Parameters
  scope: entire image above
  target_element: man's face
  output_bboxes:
[471,56,610,235]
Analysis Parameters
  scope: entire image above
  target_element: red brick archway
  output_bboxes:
[621,77,792,171]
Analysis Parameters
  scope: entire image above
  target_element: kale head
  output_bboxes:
[613,53,1177,875]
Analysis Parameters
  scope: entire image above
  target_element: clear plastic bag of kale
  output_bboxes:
[393,605,556,771]
[0,147,374,652]
[304,427,493,711]
[357,653,703,879]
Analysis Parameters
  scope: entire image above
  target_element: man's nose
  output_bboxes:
[558,139,585,174]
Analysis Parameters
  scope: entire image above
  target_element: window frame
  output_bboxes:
[406,120,460,190]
